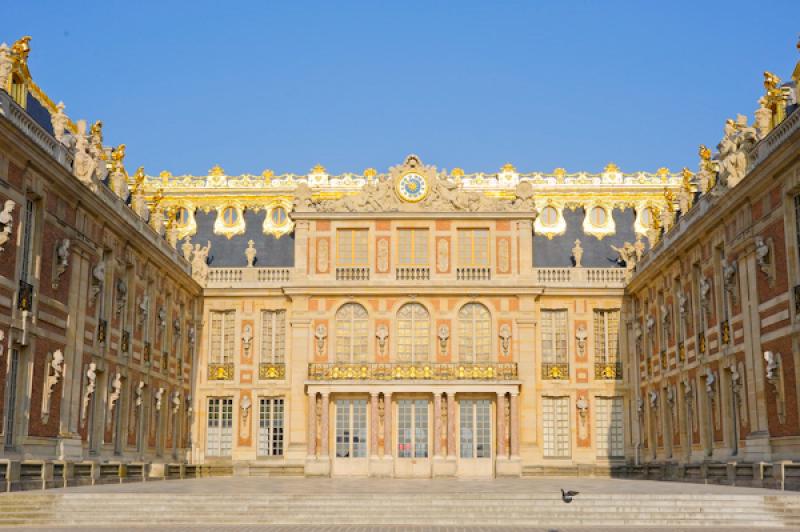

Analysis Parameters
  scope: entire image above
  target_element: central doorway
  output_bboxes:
[394,398,431,477]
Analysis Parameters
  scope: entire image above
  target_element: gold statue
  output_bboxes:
[132,166,146,194]
[11,36,31,64]
[663,187,676,212]
[763,71,788,127]
[151,188,164,210]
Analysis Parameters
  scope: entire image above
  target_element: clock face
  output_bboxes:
[396,172,429,202]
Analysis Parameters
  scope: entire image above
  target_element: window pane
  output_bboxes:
[460,400,474,458]
[542,310,567,363]
[336,303,368,363]
[475,400,491,458]
[543,397,570,458]
[414,400,429,458]
[397,303,429,363]
[397,400,412,458]
[595,397,624,458]
[458,229,489,267]
[458,303,492,363]
[352,400,367,458]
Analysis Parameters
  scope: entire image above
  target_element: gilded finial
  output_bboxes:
[132,166,146,193]
[209,165,225,177]
[698,145,711,161]
[604,162,620,173]
[363,168,377,178]
[663,187,676,211]
[451,167,464,178]
[501,163,516,173]
[763,71,781,90]
[151,188,164,209]
[681,167,694,186]
[262,169,274,181]
[90,120,103,138]
[10,36,31,64]
[311,164,326,174]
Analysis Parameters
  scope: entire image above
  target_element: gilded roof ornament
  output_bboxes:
[604,163,620,174]
[311,164,326,174]
[451,168,464,178]
[363,168,377,178]
[209,165,225,177]
[262,169,274,181]
[501,163,516,172]
[132,166,146,194]
[10,36,31,66]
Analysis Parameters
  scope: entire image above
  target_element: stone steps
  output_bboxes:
[0,492,798,528]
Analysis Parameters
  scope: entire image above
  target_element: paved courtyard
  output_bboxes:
[30,475,780,496]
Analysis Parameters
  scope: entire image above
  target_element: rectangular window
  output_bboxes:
[206,398,233,457]
[398,229,429,266]
[397,399,429,458]
[543,397,570,458]
[260,310,286,364]
[541,310,568,363]
[19,199,35,283]
[595,397,624,458]
[593,309,619,363]
[209,310,235,364]
[459,399,491,458]
[258,397,284,456]
[457,228,489,267]
[337,229,368,266]
[335,399,367,458]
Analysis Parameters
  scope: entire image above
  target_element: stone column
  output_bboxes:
[496,392,507,459]
[370,392,379,458]
[383,392,392,458]
[446,392,456,458]
[433,392,442,457]
[320,392,330,458]
[307,392,316,457]
[510,392,520,458]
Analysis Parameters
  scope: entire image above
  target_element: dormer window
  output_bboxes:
[540,206,559,227]
[221,206,239,227]
[10,73,26,108]
[175,207,191,227]
[590,206,607,227]
[270,206,288,226]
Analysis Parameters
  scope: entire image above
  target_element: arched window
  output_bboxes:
[540,206,559,227]
[590,206,607,226]
[397,303,430,363]
[335,303,368,363]
[270,206,288,226]
[458,303,491,363]
[221,206,239,227]
[639,207,654,229]
[175,207,191,227]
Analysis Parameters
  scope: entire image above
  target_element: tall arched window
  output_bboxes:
[458,303,491,363]
[397,303,430,363]
[335,303,368,363]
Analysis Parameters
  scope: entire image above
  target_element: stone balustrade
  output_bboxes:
[336,267,370,281]
[456,267,491,281]
[395,266,430,281]
[206,268,292,288]
[532,267,627,288]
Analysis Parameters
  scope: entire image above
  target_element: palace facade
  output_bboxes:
[1,35,799,487]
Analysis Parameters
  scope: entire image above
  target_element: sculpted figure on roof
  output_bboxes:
[306,155,537,216]
[0,44,12,92]
[717,115,757,188]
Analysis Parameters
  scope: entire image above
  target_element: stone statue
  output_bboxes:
[755,236,770,275]
[376,325,389,357]
[754,97,773,138]
[191,241,211,282]
[697,144,717,193]
[109,144,130,200]
[0,43,12,89]
[181,236,193,261]
[130,167,148,217]
[678,168,694,213]
[610,242,637,271]
[633,235,646,262]
[51,102,69,143]
[571,239,583,267]
[498,324,512,357]
[81,362,97,426]
[293,182,314,212]
[245,240,257,267]
[53,238,70,288]
[72,120,98,189]
[717,116,757,188]
[0,199,15,253]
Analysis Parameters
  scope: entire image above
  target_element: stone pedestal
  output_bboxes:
[58,435,84,461]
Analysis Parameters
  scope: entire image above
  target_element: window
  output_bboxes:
[543,397,570,458]
[3,349,20,448]
[458,303,491,363]
[397,303,430,363]
[397,400,428,458]
[639,207,654,229]
[335,399,367,458]
[335,303,368,363]
[209,310,235,364]
[595,397,624,458]
[221,206,239,227]
[19,199,36,283]
[337,228,368,266]
[541,310,568,363]
[175,207,191,227]
[258,397,284,456]
[206,398,233,457]
[398,228,429,265]
[540,206,559,227]
[593,310,619,363]
[590,206,607,226]
[457,228,489,267]
[460,399,491,458]
[10,74,25,107]
[270,206,288,226]
[260,310,286,364]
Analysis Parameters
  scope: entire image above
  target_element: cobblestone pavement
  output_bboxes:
[22,475,779,496]
[2,525,754,532]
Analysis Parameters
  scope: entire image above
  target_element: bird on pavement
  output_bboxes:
[561,488,579,503]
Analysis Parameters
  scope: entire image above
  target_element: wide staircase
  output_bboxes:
[0,491,799,527]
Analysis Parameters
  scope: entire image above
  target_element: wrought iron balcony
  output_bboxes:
[594,361,623,380]
[259,363,286,380]
[17,280,33,311]
[307,362,517,381]
[541,362,569,380]
[208,363,234,381]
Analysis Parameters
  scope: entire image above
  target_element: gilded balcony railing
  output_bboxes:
[594,361,623,380]
[541,362,569,380]
[208,363,234,381]
[720,320,730,345]
[307,362,517,381]
[259,363,286,380]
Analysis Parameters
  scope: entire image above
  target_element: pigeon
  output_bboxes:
[561,488,579,503]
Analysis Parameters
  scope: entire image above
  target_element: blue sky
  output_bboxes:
[5,1,799,176]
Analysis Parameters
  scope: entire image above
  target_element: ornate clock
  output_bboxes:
[396,172,429,203]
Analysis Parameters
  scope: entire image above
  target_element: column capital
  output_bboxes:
[496,390,507,398]
[320,391,330,398]
[369,391,380,398]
